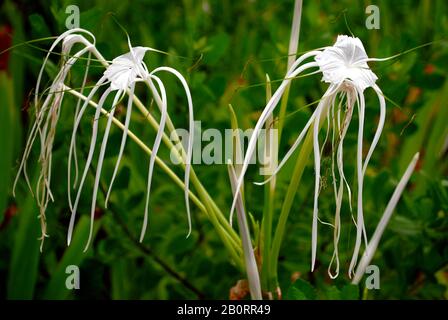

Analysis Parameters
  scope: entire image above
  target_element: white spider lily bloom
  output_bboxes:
[67,43,194,251]
[316,35,378,91]
[14,29,194,252]
[231,35,387,278]
[13,28,98,250]
[103,46,150,90]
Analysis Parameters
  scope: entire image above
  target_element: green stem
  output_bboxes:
[261,178,275,292]
[269,123,315,287]
[261,75,275,294]
[277,85,292,142]
[267,0,302,290]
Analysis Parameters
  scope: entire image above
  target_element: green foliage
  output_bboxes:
[286,279,316,300]
[0,0,447,300]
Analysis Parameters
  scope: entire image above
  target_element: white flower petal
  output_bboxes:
[104,46,150,91]
[315,35,378,91]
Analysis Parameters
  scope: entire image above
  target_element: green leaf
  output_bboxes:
[204,32,230,65]
[286,279,317,300]
[79,8,103,31]
[43,216,100,299]
[29,14,51,37]
[341,284,360,300]
[7,183,41,299]
[111,259,132,299]
[114,166,131,190]
[325,286,342,299]
[0,73,14,223]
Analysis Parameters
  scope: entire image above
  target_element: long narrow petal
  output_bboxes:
[329,92,353,278]
[352,152,419,284]
[14,45,91,197]
[362,84,386,175]
[140,75,168,242]
[72,51,93,189]
[311,97,327,271]
[67,76,107,214]
[348,87,367,277]
[150,66,194,237]
[254,82,340,187]
[105,82,136,207]
[84,89,124,251]
[35,29,95,108]
[254,107,317,186]
[230,57,320,220]
[68,85,111,246]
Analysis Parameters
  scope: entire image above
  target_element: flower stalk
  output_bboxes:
[228,161,262,300]
[352,152,420,284]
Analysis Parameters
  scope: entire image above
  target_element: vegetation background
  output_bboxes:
[0,0,447,299]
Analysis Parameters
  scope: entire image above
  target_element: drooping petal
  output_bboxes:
[68,85,111,246]
[140,75,168,242]
[150,66,195,237]
[105,82,136,207]
[362,84,386,175]
[84,89,124,251]
[72,51,93,190]
[35,29,95,108]
[68,76,108,213]
[348,86,369,277]
[230,52,320,220]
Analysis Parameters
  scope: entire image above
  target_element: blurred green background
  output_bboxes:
[0,0,447,299]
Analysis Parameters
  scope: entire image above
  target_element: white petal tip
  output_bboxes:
[186,229,192,239]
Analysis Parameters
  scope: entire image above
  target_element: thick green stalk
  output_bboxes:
[278,0,303,142]
[261,75,276,294]
[277,86,292,142]
[266,1,303,290]
[261,177,275,292]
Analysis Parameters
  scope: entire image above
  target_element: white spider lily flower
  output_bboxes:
[14,29,194,252]
[316,35,378,91]
[103,46,150,90]
[352,152,420,284]
[231,35,387,278]
[13,28,97,250]
[67,42,194,251]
